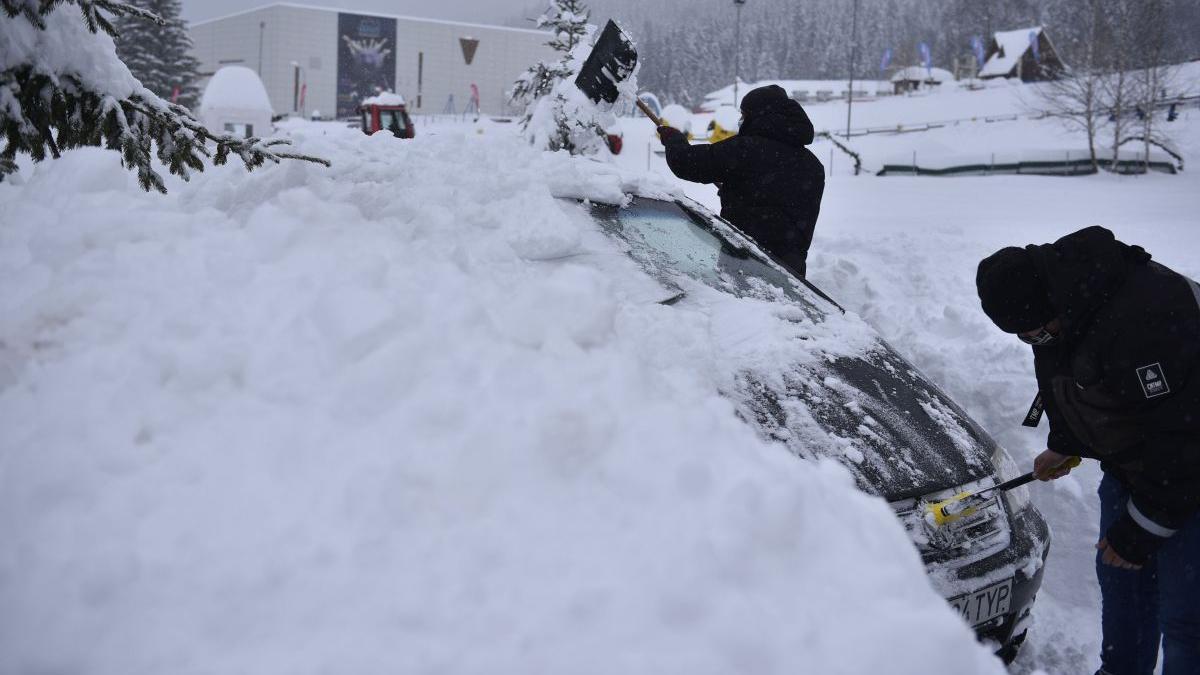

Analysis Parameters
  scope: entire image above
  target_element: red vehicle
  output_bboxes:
[359,93,415,139]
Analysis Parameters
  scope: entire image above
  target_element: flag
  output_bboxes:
[299,83,307,110]
[880,48,893,72]
[971,36,985,68]
[919,42,931,74]
[171,85,180,103]
[1029,30,1041,63]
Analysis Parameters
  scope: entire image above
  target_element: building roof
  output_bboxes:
[190,2,551,37]
[979,26,1042,78]
[889,66,953,83]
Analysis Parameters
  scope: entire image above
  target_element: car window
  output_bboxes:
[381,110,407,132]
[587,198,811,306]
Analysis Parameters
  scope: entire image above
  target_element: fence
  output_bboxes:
[878,151,1178,177]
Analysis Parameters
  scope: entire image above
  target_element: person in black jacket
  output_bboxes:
[657,85,824,277]
[976,226,1200,675]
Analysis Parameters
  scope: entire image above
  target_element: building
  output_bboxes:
[198,65,275,138]
[890,66,953,95]
[979,27,1065,82]
[189,3,555,119]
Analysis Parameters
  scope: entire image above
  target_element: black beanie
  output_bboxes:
[740,84,789,117]
[976,247,1055,334]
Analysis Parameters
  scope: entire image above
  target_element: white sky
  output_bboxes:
[180,0,540,25]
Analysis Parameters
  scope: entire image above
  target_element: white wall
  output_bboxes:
[189,4,555,119]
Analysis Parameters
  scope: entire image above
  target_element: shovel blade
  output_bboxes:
[574,20,638,105]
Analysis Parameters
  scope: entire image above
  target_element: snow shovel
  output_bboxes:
[575,20,662,126]
[925,456,1081,527]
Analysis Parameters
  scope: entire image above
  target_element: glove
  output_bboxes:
[1103,510,1171,567]
[657,125,686,146]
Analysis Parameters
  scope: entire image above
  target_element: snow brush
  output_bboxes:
[924,456,1081,528]
[575,20,663,126]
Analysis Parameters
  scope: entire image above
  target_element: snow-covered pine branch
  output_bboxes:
[0,0,328,193]
[508,0,616,156]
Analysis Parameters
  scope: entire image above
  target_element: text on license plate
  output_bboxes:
[950,579,1013,627]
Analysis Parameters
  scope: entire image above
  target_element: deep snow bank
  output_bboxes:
[0,125,1003,674]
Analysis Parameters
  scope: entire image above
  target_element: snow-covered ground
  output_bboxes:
[2,67,1197,674]
[613,73,1200,674]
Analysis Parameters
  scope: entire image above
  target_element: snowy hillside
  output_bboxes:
[0,126,1006,672]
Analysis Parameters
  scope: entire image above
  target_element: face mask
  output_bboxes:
[1018,327,1058,346]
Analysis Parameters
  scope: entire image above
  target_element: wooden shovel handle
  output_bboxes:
[636,98,663,127]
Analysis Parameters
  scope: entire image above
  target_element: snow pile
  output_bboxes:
[0,125,1004,673]
[890,66,954,84]
[198,65,274,133]
[362,91,406,107]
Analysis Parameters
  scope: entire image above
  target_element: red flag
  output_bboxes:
[171,85,180,103]
[299,83,307,110]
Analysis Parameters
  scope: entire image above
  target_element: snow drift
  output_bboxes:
[0,123,1005,674]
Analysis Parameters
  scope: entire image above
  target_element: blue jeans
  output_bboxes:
[1097,473,1200,675]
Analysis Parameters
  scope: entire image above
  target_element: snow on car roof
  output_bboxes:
[980,26,1043,78]
[361,91,406,107]
[0,118,1009,674]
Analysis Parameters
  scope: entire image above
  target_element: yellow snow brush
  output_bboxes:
[925,456,1081,528]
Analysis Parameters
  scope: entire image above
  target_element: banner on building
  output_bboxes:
[337,12,397,118]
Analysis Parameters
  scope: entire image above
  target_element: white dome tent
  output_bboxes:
[198,66,274,139]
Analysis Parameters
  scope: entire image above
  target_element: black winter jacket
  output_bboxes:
[661,100,825,277]
[1028,226,1200,563]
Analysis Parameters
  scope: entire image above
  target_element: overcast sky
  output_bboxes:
[180,0,542,26]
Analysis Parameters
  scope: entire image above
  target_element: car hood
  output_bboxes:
[734,342,998,501]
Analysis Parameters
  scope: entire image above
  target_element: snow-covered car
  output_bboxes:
[568,193,1049,663]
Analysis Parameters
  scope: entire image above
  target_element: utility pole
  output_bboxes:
[258,21,266,76]
[733,0,746,108]
[846,0,859,138]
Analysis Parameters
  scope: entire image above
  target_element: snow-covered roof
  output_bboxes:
[199,66,273,115]
[980,26,1043,78]
[890,66,953,83]
[362,92,406,107]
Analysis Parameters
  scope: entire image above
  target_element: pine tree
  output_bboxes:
[0,0,327,193]
[113,0,202,110]
[509,0,610,155]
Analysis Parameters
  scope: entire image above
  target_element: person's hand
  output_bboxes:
[1097,537,1143,570]
[1033,449,1075,481]
[657,125,684,146]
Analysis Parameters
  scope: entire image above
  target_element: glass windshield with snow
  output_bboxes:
[587,198,807,305]
[586,197,999,501]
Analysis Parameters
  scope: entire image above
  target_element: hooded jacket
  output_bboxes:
[1026,226,1200,563]
[661,85,825,276]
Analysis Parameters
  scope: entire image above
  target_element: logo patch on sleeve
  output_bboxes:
[1136,363,1170,399]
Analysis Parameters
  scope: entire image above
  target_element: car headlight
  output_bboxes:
[991,446,1031,514]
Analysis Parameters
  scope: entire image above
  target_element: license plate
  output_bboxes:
[949,579,1013,627]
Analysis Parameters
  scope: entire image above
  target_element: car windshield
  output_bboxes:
[586,198,810,306]
[381,110,407,132]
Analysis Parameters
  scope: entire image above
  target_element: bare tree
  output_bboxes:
[1127,0,1175,173]
[1033,0,1104,172]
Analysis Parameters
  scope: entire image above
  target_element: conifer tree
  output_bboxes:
[1,0,328,193]
[509,0,612,156]
[113,0,202,109]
